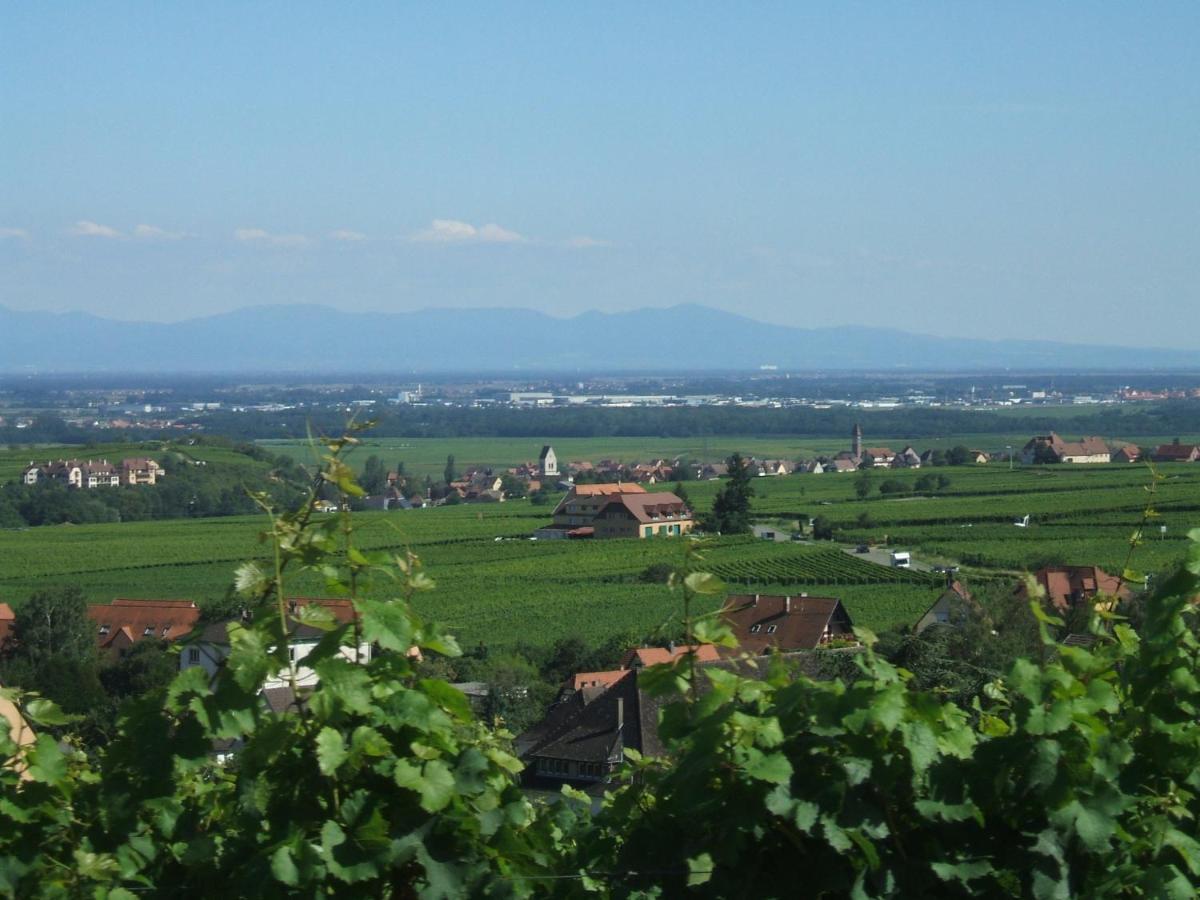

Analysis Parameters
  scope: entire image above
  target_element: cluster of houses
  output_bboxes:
[0,555,1150,784]
[518,560,1136,789]
[516,592,857,784]
[20,457,166,489]
[1017,433,1200,465]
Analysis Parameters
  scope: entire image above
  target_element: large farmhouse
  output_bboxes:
[1151,441,1200,463]
[537,482,693,538]
[591,491,693,539]
[1020,433,1110,464]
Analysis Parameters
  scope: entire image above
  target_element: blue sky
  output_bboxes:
[2,3,1197,346]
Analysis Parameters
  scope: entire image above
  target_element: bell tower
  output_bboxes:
[853,423,863,459]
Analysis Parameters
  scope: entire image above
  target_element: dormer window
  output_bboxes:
[98,624,110,636]
[749,624,761,633]
[144,626,155,636]
[766,625,777,634]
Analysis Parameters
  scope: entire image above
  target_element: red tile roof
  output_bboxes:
[721,594,855,653]
[88,599,201,648]
[595,492,691,524]
[619,645,720,668]
[572,670,632,691]
[569,483,646,497]
[1152,443,1200,462]
[1017,566,1131,614]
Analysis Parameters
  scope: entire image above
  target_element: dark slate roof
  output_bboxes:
[517,653,838,766]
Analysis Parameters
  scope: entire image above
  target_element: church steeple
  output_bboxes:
[853,423,863,459]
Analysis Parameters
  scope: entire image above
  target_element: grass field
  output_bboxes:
[258,433,1200,481]
[2,458,1197,652]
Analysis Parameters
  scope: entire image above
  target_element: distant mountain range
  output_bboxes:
[2,303,1198,373]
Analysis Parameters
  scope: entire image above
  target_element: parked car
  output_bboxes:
[855,544,870,554]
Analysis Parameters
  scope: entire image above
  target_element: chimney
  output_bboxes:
[753,594,759,607]
[616,697,624,735]
[785,596,791,613]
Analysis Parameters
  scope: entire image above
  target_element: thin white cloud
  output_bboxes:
[565,235,610,249]
[234,227,310,247]
[328,228,368,242]
[133,223,187,241]
[70,220,123,238]
[477,223,523,243]
[0,227,29,240]
[412,218,524,244]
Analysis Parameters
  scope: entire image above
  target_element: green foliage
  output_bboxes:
[3,435,1200,896]
[4,586,95,667]
[855,470,873,499]
[359,454,388,494]
[709,452,755,534]
[580,551,1200,897]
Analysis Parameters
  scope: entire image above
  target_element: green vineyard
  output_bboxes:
[709,547,940,587]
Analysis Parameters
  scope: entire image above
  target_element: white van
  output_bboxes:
[890,551,912,569]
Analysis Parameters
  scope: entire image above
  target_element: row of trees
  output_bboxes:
[172,397,1200,441]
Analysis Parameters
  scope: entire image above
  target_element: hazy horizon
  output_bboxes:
[3,4,1197,347]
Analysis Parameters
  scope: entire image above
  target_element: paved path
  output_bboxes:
[841,545,935,573]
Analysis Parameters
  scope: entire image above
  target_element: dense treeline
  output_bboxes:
[4,399,1200,447]
[188,398,1200,441]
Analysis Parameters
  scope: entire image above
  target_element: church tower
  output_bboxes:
[539,445,558,478]
[852,424,863,460]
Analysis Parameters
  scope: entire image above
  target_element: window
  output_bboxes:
[188,647,200,663]
[98,624,110,636]
[749,624,761,633]
[143,626,154,636]
[766,625,777,634]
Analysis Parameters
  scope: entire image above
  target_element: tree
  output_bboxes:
[671,460,696,482]
[1033,443,1061,464]
[672,480,691,508]
[98,639,177,701]
[946,445,973,466]
[499,474,526,499]
[444,454,457,485]
[854,471,872,500]
[811,514,835,540]
[879,478,909,495]
[360,455,387,494]
[5,586,95,667]
[709,452,755,534]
